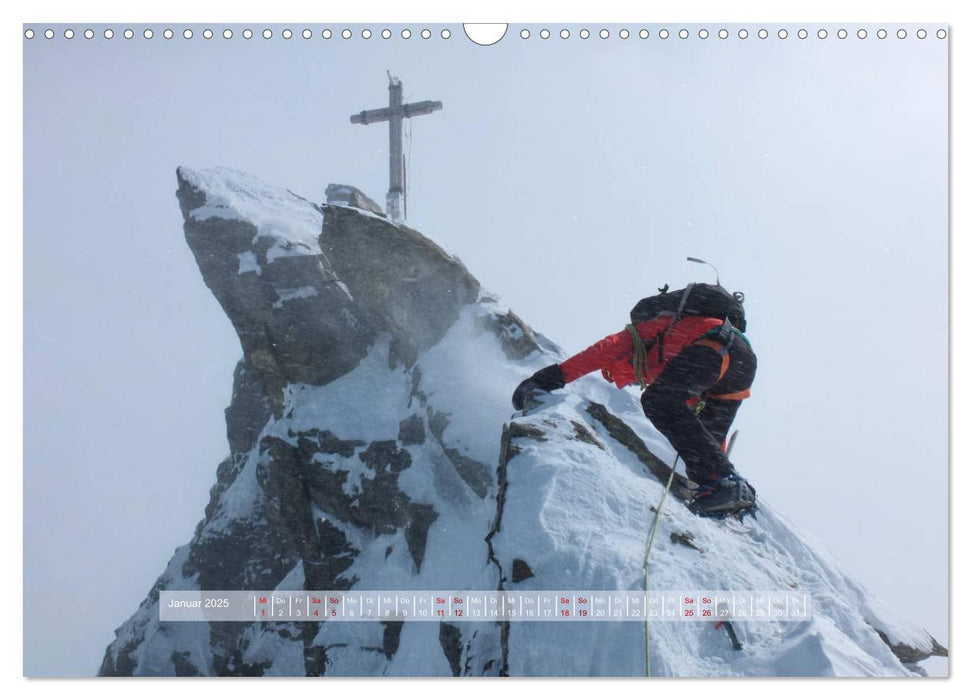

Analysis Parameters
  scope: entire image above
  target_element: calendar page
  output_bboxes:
[22,10,949,680]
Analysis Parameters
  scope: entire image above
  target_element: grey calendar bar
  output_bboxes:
[159,590,811,622]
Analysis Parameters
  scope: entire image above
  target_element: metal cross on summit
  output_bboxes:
[350,73,443,221]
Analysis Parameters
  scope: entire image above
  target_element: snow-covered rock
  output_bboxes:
[491,393,946,676]
[324,183,386,218]
[99,167,945,677]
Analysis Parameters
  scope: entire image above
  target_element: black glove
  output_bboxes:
[512,364,566,410]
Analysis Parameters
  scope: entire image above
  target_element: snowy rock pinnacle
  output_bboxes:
[99,167,945,677]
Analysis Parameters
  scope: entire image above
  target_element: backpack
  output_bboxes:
[630,283,746,332]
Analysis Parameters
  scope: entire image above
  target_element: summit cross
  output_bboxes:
[350,73,443,221]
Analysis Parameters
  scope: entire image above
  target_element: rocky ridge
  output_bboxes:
[98,167,946,677]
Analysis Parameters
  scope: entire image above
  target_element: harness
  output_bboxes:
[626,312,753,404]
[691,321,753,403]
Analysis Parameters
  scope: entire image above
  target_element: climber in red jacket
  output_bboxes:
[512,282,757,517]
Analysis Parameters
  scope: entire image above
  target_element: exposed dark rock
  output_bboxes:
[211,633,273,676]
[427,409,449,442]
[257,436,332,576]
[508,422,548,443]
[409,366,427,405]
[300,456,355,522]
[398,414,426,445]
[304,520,359,590]
[473,307,544,360]
[426,409,492,497]
[585,402,695,501]
[571,420,604,449]
[325,184,386,217]
[354,441,413,535]
[439,624,463,676]
[294,428,365,458]
[188,514,298,592]
[177,168,374,416]
[321,205,480,367]
[103,169,502,677]
[485,424,515,677]
[99,638,138,676]
[359,440,412,475]
[872,627,948,665]
[511,559,534,583]
[263,430,439,576]
[202,453,246,523]
[404,504,438,572]
[99,575,176,676]
[441,447,493,498]
[303,636,327,677]
[486,424,515,557]
[461,629,502,677]
[171,651,201,677]
[292,432,438,572]
[266,433,413,538]
[186,440,303,595]
[670,531,702,552]
[382,621,405,660]
[225,361,273,455]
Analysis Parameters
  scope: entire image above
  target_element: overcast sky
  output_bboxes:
[23,21,947,675]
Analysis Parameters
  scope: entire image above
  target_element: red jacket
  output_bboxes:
[560,316,725,388]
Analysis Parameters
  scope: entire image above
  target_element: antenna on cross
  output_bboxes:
[350,75,443,221]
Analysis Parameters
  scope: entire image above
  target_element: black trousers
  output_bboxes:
[640,340,757,485]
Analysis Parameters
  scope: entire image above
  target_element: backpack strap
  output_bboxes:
[629,285,716,392]
[656,283,695,366]
[675,283,695,317]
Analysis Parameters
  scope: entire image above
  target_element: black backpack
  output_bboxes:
[630,283,746,332]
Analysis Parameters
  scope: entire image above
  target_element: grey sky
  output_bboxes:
[23,23,947,675]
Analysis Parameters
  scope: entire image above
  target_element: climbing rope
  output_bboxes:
[625,324,649,391]
[643,455,679,677]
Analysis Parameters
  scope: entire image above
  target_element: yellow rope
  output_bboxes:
[643,456,678,677]
[626,324,649,391]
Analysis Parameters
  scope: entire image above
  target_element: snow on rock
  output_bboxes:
[490,391,947,676]
[236,251,261,275]
[178,165,324,259]
[176,166,369,416]
[324,183,386,218]
[100,166,945,677]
